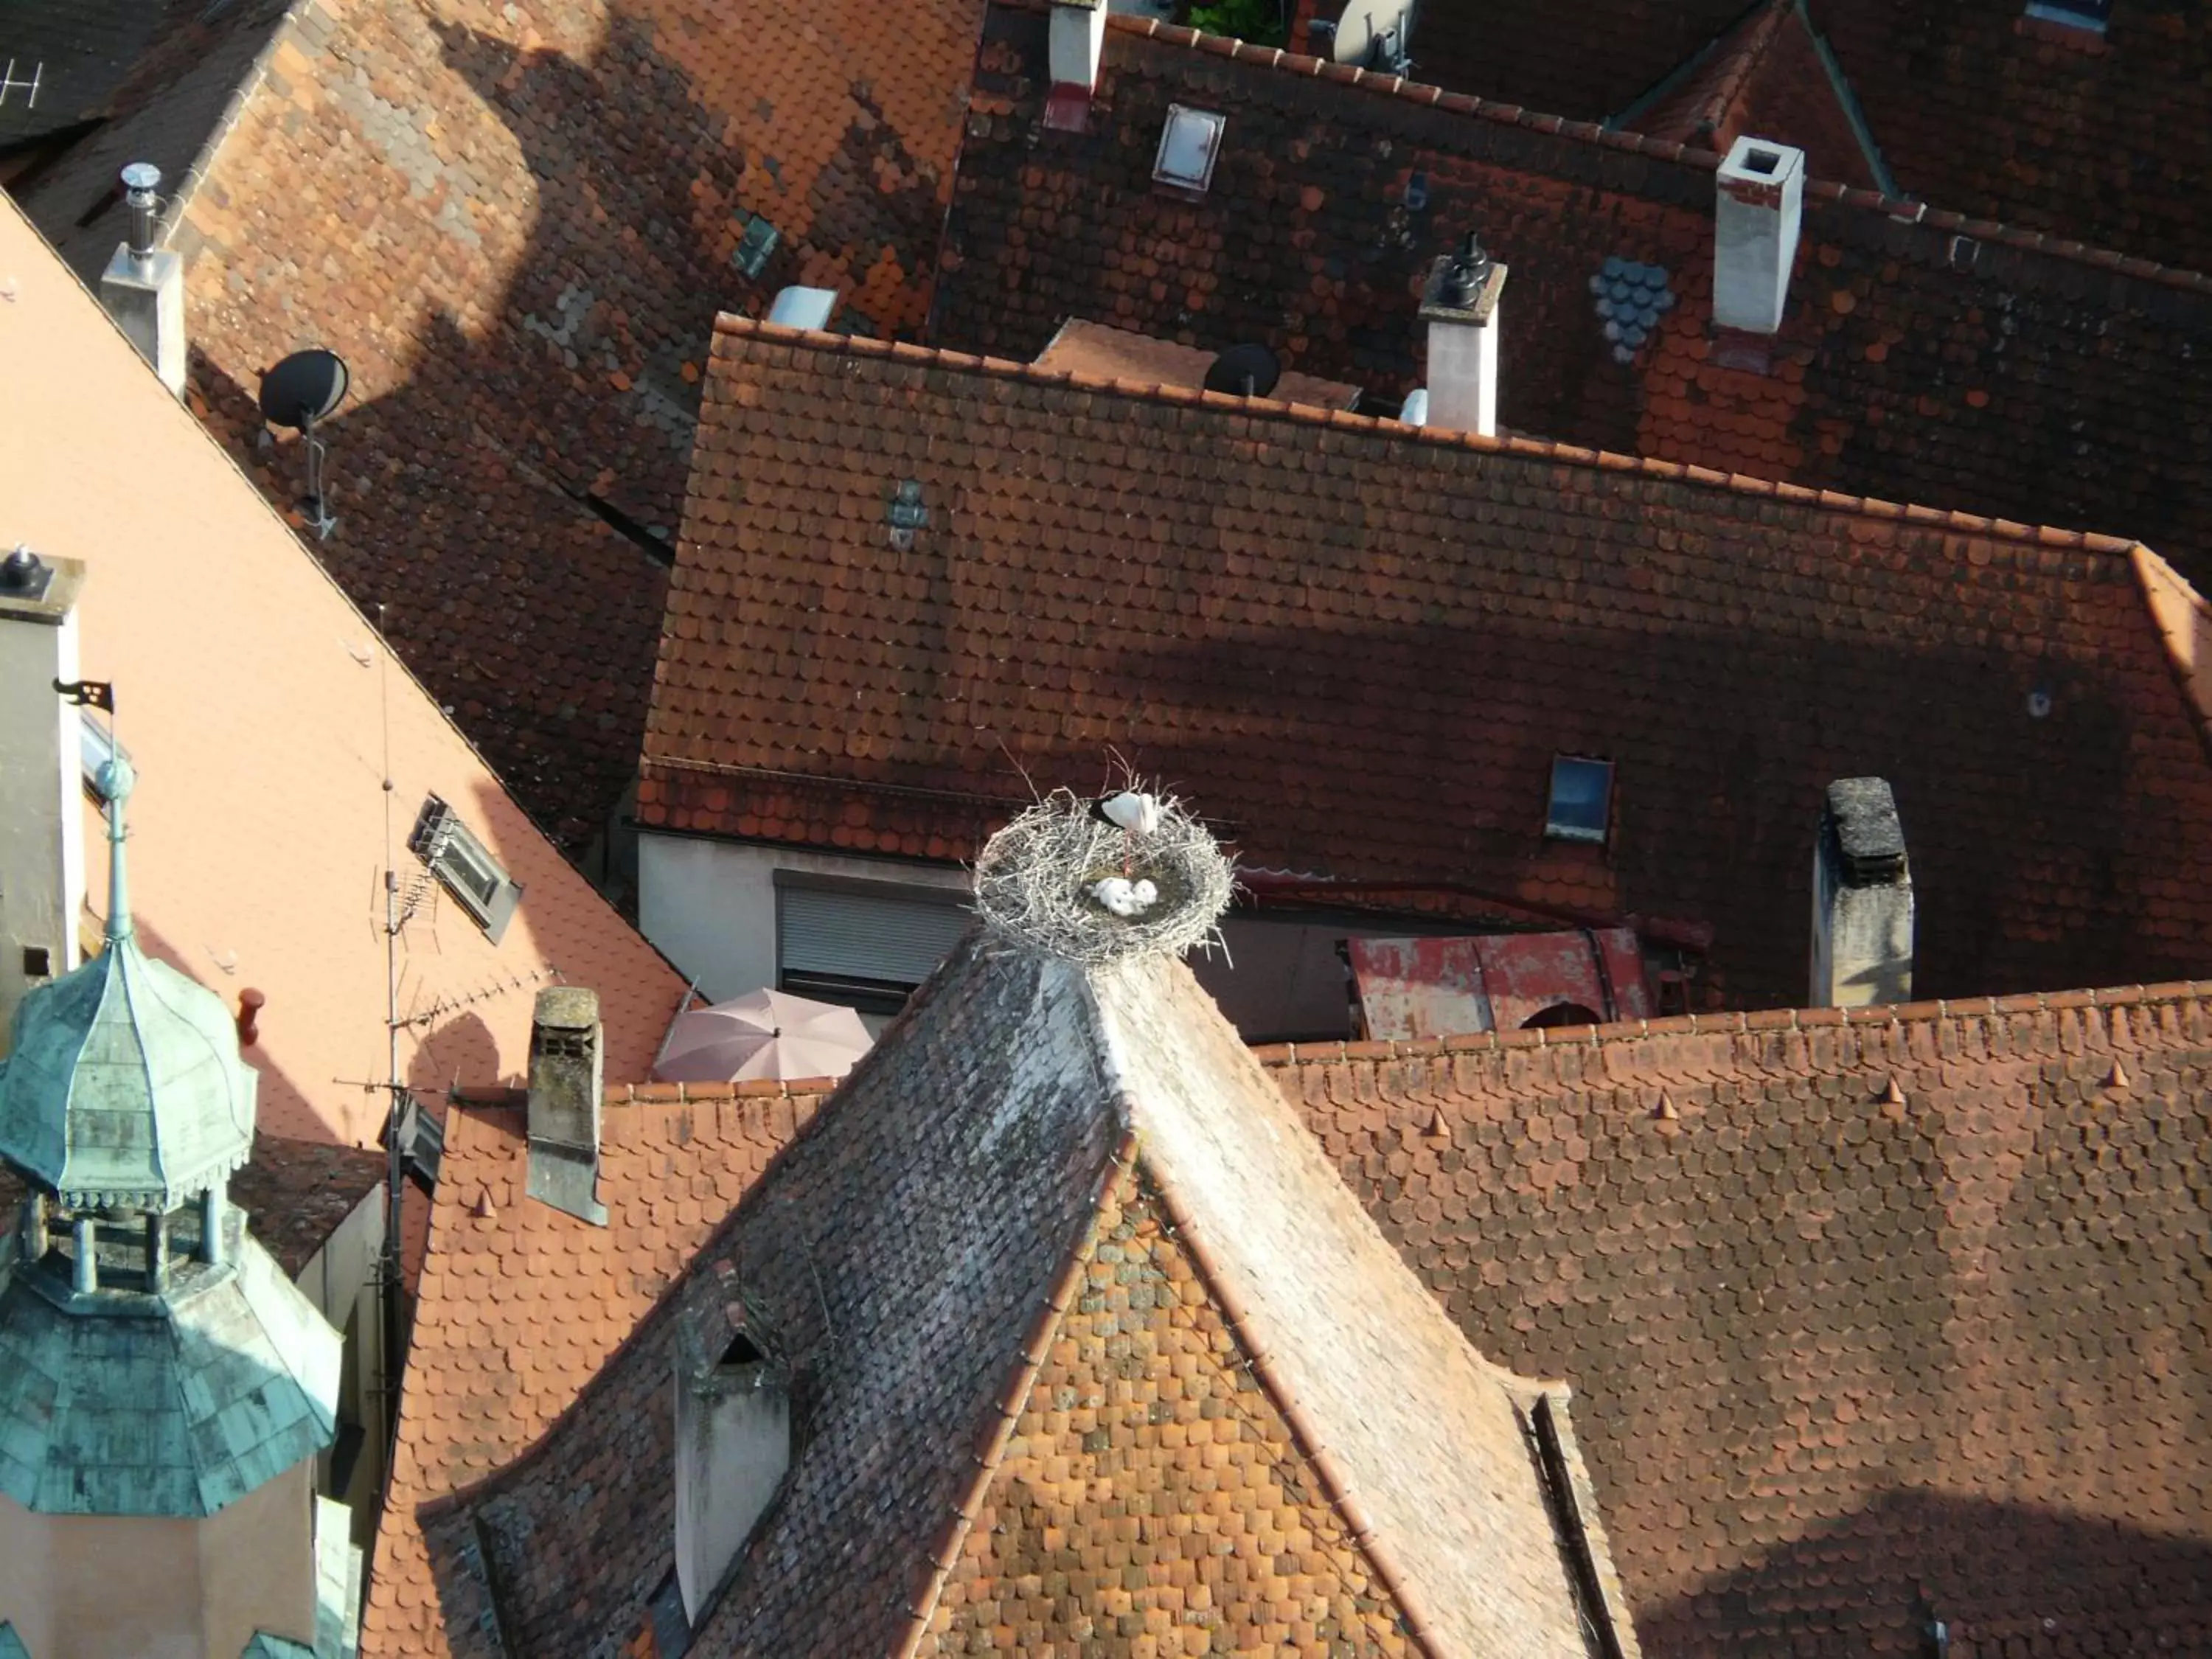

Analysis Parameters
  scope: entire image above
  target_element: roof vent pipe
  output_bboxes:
[122,162,161,267]
[1713,136,1805,338]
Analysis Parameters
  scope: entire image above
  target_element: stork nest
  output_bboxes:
[973,787,1232,964]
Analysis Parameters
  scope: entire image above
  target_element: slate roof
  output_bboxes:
[1,194,684,1147]
[1257,981,2212,1657]
[375,910,1637,1657]
[644,318,2212,1012]
[936,8,2212,598]
[136,0,986,849]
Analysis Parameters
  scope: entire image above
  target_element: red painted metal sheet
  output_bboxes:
[1349,929,1655,1040]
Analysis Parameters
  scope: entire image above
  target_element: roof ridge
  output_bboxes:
[2131,543,2212,758]
[714,316,2149,561]
[1251,979,2212,1068]
[1136,1134,1453,1657]
[888,1127,1141,1658]
[1050,4,2212,300]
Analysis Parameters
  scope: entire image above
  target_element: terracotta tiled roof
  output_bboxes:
[361,1081,827,1658]
[120,0,985,846]
[1,195,684,1146]
[386,928,1634,1657]
[1810,0,2212,274]
[1259,981,2212,1656]
[647,317,2212,1011]
[1617,0,1882,192]
[936,9,2212,599]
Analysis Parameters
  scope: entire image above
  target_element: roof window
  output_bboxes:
[2023,0,2110,31]
[407,794,523,943]
[1152,105,1226,192]
[1545,757,1613,844]
[731,212,779,279]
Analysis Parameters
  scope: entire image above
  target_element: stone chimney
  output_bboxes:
[1713,136,1805,338]
[1810,777,1913,1008]
[526,986,606,1225]
[1416,233,1508,438]
[96,164,187,397]
[673,1298,792,1623]
[0,548,88,1046]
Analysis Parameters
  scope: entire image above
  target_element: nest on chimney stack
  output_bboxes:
[974,785,1231,966]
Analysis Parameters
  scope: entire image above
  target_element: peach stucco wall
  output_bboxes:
[0,196,684,1146]
[0,1458,315,1658]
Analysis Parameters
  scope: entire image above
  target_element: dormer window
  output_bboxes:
[2024,0,2110,32]
[1153,105,1225,192]
[1545,756,1613,844]
[408,794,523,942]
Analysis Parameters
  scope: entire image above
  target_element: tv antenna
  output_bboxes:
[258,348,350,541]
[0,60,41,110]
[1203,341,1281,399]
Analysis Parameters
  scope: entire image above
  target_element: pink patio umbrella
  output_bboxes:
[651,987,874,1084]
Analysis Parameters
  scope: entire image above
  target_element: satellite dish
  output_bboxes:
[257,349,350,541]
[1203,342,1281,399]
[258,349,350,431]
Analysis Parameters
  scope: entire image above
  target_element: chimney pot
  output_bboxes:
[120,163,162,262]
[1713,136,1805,338]
[236,987,265,1046]
[1810,777,1913,1008]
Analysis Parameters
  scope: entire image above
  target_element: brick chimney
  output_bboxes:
[96,164,187,397]
[0,549,88,1046]
[1416,232,1508,438]
[674,1296,792,1622]
[1810,777,1913,1008]
[526,986,606,1225]
[1713,136,1805,338]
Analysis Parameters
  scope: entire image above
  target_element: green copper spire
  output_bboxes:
[0,754,254,1209]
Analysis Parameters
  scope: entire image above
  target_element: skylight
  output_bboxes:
[2024,0,2110,31]
[1153,105,1225,192]
[407,794,524,942]
[1545,757,1613,844]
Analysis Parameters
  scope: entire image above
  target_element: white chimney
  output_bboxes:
[526,986,607,1225]
[96,164,187,397]
[0,549,88,1047]
[1809,777,1913,1008]
[1049,0,1108,94]
[1416,233,1507,438]
[674,1310,791,1624]
[1714,136,1805,337]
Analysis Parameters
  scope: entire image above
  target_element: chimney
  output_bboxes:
[96,164,187,397]
[1045,0,1108,128]
[673,1300,792,1623]
[1416,233,1508,438]
[526,986,607,1225]
[1713,136,1805,338]
[0,548,89,1048]
[1810,777,1913,1008]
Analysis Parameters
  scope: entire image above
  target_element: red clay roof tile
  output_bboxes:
[652,318,2212,1011]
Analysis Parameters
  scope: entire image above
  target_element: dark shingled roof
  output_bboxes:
[936,7,2212,599]
[1261,981,2212,1656]
[642,317,2212,1012]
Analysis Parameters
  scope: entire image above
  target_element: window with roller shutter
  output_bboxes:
[774,878,971,1014]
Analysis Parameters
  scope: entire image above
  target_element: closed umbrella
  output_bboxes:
[652,987,873,1084]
